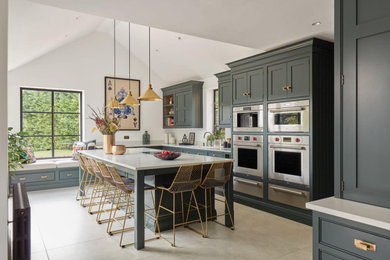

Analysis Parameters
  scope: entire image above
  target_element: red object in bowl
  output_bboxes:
[154,151,181,160]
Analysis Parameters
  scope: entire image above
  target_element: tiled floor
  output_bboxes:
[27,187,312,260]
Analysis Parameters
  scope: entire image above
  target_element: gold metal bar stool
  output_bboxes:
[79,156,103,208]
[97,162,159,248]
[200,161,234,238]
[155,164,205,247]
[75,153,90,201]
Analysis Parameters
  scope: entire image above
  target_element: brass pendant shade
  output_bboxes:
[120,91,139,106]
[138,84,161,101]
[106,95,121,109]
[138,27,161,102]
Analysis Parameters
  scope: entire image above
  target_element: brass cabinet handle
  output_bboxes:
[354,239,376,252]
[282,86,288,91]
[66,173,73,177]
[212,154,217,157]
[247,92,251,96]
[19,177,26,181]
[196,153,200,155]
[41,175,48,179]
[286,85,292,91]
[242,92,247,96]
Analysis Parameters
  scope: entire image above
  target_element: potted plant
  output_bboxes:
[206,133,216,147]
[89,106,121,154]
[8,127,30,174]
[214,129,225,148]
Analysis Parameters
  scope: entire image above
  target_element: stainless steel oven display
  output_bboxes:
[233,105,263,132]
[268,100,309,132]
[268,135,310,186]
[233,135,263,178]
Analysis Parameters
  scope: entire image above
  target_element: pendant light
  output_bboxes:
[138,27,161,101]
[106,19,122,109]
[120,22,139,106]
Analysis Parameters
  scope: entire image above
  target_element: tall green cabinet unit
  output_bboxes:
[310,1,390,259]
[215,71,232,127]
[161,81,203,129]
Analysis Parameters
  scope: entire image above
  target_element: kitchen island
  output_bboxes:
[79,148,234,250]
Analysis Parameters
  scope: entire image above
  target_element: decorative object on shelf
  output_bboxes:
[142,131,150,145]
[120,22,140,107]
[169,97,173,104]
[89,106,120,154]
[138,27,161,101]
[154,151,181,160]
[189,132,195,145]
[112,145,126,155]
[182,134,188,143]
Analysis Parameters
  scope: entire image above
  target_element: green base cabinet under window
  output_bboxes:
[162,81,203,129]
[215,71,232,127]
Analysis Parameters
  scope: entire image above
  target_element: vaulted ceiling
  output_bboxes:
[9,0,334,84]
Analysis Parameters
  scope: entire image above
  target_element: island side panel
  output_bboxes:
[134,170,145,250]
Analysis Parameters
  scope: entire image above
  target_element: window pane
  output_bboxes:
[24,137,52,158]
[54,92,80,113]
[22,113,52,135]
[54,136,80,157]
[54,114,80,135]
[22,90,52,112]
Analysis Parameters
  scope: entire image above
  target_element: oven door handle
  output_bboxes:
[271,186,306,197]
[269,145,306,150]
[234,144,262,148]
[269,107,306,113]
[234,178,263,187]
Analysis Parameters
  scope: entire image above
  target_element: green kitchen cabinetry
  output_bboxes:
[267,58,310,100]
[162,81,203,128]
[215,70,232,127]
[232,68,264,105]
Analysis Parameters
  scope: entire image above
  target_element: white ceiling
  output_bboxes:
[28,0,334,49]
[10,0,334,84]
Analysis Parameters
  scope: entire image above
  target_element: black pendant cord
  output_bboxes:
[128,21,131,92]
[113,19,117,95]
[149,27,151,86]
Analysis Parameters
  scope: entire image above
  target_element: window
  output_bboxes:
[213,89,219,131]
[21,88,82,158]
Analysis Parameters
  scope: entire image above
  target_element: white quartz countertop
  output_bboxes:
[306,197,390,231]
[79,148,233,171]
[96,142,232,153]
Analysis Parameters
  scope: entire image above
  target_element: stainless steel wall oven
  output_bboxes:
[233,134,263,178]
[233,105,263,132]
[268,100,309,132]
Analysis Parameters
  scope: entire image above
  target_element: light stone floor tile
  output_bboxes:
[27,187,312,260]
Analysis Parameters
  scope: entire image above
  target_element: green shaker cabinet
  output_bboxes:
[215,70,232,127]
[232,68,264,104]
[162,81,203,128]
[267,57,310,100]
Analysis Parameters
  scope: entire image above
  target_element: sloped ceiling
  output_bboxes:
[28,0,334,49]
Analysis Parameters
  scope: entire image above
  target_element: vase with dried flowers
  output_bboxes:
[89,106,121,154]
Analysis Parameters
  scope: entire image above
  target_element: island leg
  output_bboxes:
[224,173,234,228]
[134,170,145,250]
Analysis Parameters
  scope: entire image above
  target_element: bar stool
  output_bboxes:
[97,162,159,248]
[75,153,90,201]
[79,157,104,208]
[155,164,205,247]
[200,161,234,238]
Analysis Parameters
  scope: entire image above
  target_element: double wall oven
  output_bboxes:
[233,134,263,178]
[268,135,310,186]
[233,105,263,132]
[268,100,309,132]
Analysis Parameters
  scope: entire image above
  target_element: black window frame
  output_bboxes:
[20,87,83,159]
[213,89,219,131]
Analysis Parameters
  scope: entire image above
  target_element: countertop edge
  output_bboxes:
[306,197,390,231]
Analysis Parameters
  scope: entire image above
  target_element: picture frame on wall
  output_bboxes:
[105,76,141,131]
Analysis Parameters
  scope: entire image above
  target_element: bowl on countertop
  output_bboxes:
[112,145,126,155]
[154,151,181,160]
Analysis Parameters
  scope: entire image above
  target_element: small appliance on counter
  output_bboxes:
[142,131,150,145]
[179,132,195,145]
[168,134,176,145]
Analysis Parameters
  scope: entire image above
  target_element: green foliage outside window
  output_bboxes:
[21,89,82,158]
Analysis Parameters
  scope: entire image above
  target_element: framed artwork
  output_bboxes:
[105,77,141,131]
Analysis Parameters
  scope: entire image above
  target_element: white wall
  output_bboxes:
[8,31,167,143]
[0,0,8,258]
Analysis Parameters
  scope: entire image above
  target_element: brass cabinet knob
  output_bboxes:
[282,86,287,91]
[66,173,73,177]
[212,154,217,157]
[286,85,292,91]
[247,92,251,96]
[354,239,376,252]
[242,92,247,96]
[41,175,48,179]
[19,177,26,181]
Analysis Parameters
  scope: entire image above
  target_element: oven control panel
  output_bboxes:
[268,135,309,145]
[233,135,263,144]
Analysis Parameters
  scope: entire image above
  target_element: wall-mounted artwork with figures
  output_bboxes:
[105,77,141,131]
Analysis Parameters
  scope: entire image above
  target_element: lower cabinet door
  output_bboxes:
[233,177,263,198]
[11,171,55,184]
[268,184,309,209]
